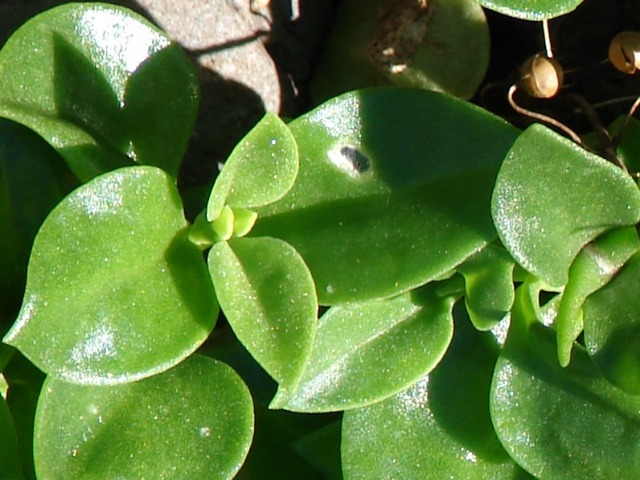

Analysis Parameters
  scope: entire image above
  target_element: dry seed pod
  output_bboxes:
[520,54,564,98]
[609,31,640,74]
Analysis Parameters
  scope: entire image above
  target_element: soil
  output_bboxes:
[2,0,640,187]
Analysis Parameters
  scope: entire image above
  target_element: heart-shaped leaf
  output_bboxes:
[208,237,317,387]
[33,355,253,480]
[342,309,531,480]
[254,88,519,304]
[491,284,640,479]
[583,251,640,394]
[477,0,585,20]
[492,124,640,289]
[457,244,515,331]
[556,227,640,367]
[4,166,217,385]
[271,284,454,412]
[207,113,298,221]
[0,3,198,180]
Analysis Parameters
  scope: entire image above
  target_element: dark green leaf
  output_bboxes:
[0,395,24,480]
[457,244,515,330]
[0,119,73,320]
[556,227,640,367]
[584,251,640,393]
[311,0,489,102]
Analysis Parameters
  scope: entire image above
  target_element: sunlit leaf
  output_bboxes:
[34,355,253,480]
[477,0,585,20]
[492,124,640,288]
[255,88,519,304]
[271,285,454,412]
[342,309,531,480]
[0,3,197,180]
[208,237,317,387]
[491,284,640,479]
[207,113,298,221]
[4,166,217,385]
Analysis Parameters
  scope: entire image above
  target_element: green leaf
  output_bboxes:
[2,351,45,480]
[476,0,585,20]
[207,113,298,221]
[0,3,198,180]
[33,355,253,480]
[0,119,73,320]
[491,284,640,479]
[4,166,217,385]
[205,328,339,480]
[342,309,531,480]
[615,117,640,173]
[254,88,519,304]
[583,251,640,394]
[457,244,515,331]
[311,0,490,102]
[208,237,317,387]
[292,421,343,480]
[0,395,24,480]
[271,285,454,412]
[492,124,640,289]
[556,227,640,367]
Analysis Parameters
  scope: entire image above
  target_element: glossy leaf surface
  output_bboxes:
[311,0,489,101]
[491,285,640,479]
[556,227,640,367]
[492,124,640,288]
[272,285,454,412]
[4,166,217,385]
[457,244,515,330]
[0,119,72,320]
[342,310,530,480]
[208,237,317,387]
[255,88,519,304]
[0,3,198,180]
[34,355,253,480]
[477,0,585,20]
[584,251,640,393]
[207,113,298,221]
